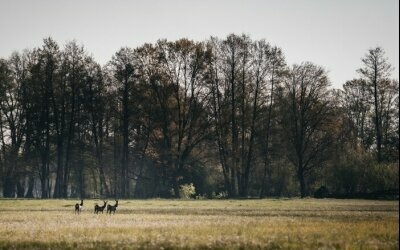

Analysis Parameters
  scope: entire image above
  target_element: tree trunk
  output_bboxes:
[230,51,238,198]
[51,79,65,198]
[260,70,275,198]
[54,137,64,198]
[242,73,260,197]
[211,72,232,197]
[63,87,76,198]
[25,176,35,198]
[298,168,306,198]
[78,161,85,198]
[121,77,129,198]
[230,167,237,197]
[98,160,109,196]
[16,179,25,197]
[172,176,180,198]
[373,75,382,162]
[3,176,15,198]
[40,164,48,199]
[260,159,270,198]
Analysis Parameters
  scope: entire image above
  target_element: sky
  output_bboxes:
[0,0,398,89]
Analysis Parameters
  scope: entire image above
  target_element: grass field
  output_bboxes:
[0,199,398,249]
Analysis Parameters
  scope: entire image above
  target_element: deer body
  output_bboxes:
[107,200,118,214]
[75,200,83,214]
[94,201,107,214]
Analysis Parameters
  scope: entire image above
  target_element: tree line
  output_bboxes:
[0,34,398,199]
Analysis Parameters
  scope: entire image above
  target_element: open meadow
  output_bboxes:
[0,199,398,249]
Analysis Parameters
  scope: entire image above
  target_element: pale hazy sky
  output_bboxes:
[0,0,398,89]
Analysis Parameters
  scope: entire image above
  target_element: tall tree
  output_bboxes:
[342,79,373,150]
[82,58,110,196]
[58,41,88,197]
[259,45,286,198]
[135,39,211,197]
[357,47,393,162]
[279,62,334,197]
[208,35,286,197]
[157,39,211,197]
[20,38,60,198]
[0,53,28,197]
[208,34,244,197]
[109,47,138,198]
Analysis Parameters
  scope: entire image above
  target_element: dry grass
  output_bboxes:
[0,199,398,249]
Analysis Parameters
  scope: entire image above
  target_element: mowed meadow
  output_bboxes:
[0,199,398,249]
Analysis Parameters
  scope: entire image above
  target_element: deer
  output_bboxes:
[75,200,83,214]
[107,200,118,214]
[94,200,107,214]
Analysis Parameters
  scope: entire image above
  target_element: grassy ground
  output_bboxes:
[0,199,398,249]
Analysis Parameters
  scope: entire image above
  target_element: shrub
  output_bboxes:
[195,194,208,200]
[211,191,228,199]
[179,183,196,199]
[327,152,399,194]
[314,186,329,198]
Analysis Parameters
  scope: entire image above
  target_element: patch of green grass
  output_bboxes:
[0,199,398,249]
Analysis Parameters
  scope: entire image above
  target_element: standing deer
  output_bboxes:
[94,201,107,214]
[107,200,118,214]
[75,200,83,214]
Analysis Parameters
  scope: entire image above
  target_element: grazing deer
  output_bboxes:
[94,200,107,214]
[75,200,83,214]
[107,200,118,214]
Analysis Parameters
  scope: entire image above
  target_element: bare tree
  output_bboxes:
[135,39,211,197]
[82,58,110,196]
[259,45,286,198]
[108,47,138,198]
[357,47,393,162]
[208,34,245,197]
[342,79,373,150]
[209,35,286,197]
[280,62,334,197]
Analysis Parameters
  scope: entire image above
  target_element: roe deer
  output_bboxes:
[107,200,118,214]
[75,200,83,214]
[94,200,107,214]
